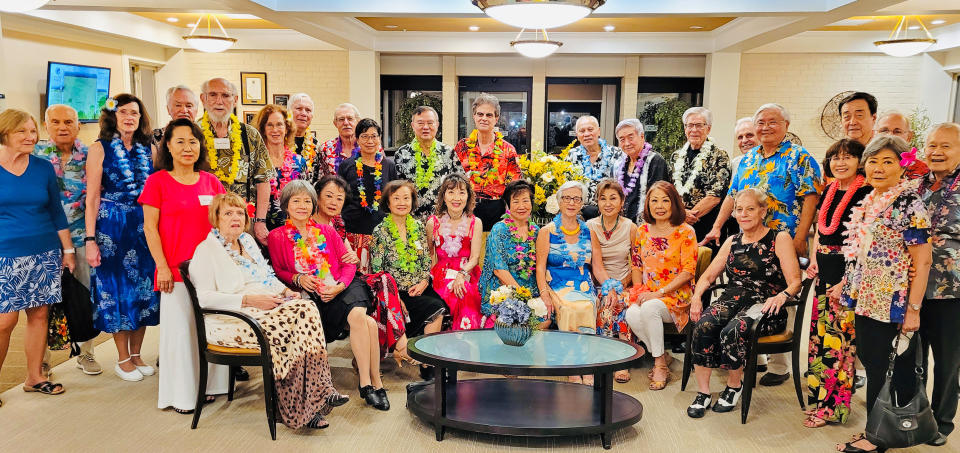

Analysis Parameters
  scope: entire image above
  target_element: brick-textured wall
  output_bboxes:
[178,50,350,141]
[736,53,923,160]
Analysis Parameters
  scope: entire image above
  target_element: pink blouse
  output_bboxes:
[267,223,356,291]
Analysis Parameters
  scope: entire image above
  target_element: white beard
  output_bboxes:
[206,109,232,124]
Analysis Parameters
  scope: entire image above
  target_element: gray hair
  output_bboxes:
[734,187,769,212]
[289,93,313,108]
[334,103,360,120]
[926,122,960,143]
[471,93,501,117]
[615,118,645,137]
[682,107,713,126]
[575,115,599,130]
[165,85,198,106]
[279,179,319,216]
[201,78,238,97]
[862,135,911,166]
[44,104,78,123]
[412,105,438,121]
[734,116,755,130]
[557,180,588,201]
[753,103,791,123]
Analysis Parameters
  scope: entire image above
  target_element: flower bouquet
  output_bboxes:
[518,140,584,224]
[489,285,548,346]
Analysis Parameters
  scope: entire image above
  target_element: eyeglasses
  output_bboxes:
[560,196,583,204]
[334,116,356,124]
[413,121,437,127]
[684,122,707,130]
[358,134,380,141]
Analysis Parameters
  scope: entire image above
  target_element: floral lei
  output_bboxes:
[108,136,151,198]
[200,112,243,186]
[817,174,865,236]
[411,139,438,190]
[332,137,360,173]
[270,147,303,199]
[502,211,537,280]
[436,214,471,257]
[673,138,714,198]
[842,181,911,261]
[619,142,652,197]
[465,129,507,187]
[386,215,421,275]
[287,219,331,280]
[300,127,318,175]
[212,229,275,286]
[356,151,384,212]
[571,139,619,181]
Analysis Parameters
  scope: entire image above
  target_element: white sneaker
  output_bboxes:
[130,354,155,376]
[115,359,144,382]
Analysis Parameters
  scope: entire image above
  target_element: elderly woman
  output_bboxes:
[686,188,801,418]
[671,107,731,242]
[189,193,349,429]
[454,93,522,232]
[370,180,447,380]
[140,119,228,413]
[918,123,960,447]
[85,94,159,381]
[0,109,74,400]
[626,181,697,391]
[612,119,669,223]
[255,104,306,231]
[338,118,398,274]
[586,180,635,341]
[268,180,389,411]
[564,116,624,220]
[803,139,870,428]
[478,180,542,325]
[832,136,932,453]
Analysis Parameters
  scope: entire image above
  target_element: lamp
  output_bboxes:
[874,16,936,57]
[474,0,604,29]
[511,28,562,58]
[0,0,49,12]
[183,14,237,53]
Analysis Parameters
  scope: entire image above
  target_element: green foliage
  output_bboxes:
[907,106,932,151]
[394,93,443,145]
[652,97,691,163]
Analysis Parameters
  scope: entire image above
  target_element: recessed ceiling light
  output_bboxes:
[384,24,398,29]
[469,25,480,31]
[166,17,179,23]
[603,25,615,32]
[689,25,703,29]
[224,14,259,20]
[908,25,921,30]
[931,19,946,25]
[829,18,873,26]
[186,22,197,27]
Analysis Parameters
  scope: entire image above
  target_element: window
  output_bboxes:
[636,77,704,145]
[380,75,442,150]
[545,77,620,154]
[459,77,532,155]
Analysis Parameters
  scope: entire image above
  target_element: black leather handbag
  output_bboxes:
[864,333,938,448]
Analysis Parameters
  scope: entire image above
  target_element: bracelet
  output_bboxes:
[781,291,797,302]
[600,279,624,297]
[63,248,76,254]
[84,236,96,242]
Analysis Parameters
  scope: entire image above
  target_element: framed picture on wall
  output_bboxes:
[244,111,258,124]
[240,72,267,105]
[273,93,289,107]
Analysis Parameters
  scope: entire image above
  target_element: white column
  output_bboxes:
[703,52,742,154]
[620,56,640,121]
[531,59,546,153]
[441,55,457,144]
[348,50,379,119]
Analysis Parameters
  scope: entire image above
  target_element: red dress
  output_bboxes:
[429,215,488,330]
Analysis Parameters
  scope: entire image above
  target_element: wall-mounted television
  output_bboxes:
[45,61,111,123]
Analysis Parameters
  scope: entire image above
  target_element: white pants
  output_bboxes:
[624,299,673,357]
[157,283,229,411]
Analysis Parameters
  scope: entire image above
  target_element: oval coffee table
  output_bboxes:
[406,330,643,449]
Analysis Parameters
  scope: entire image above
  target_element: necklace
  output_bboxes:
[200,113,243,186]
[411,140,438,190]
[356,151,383,212]
[842,181,912,261]
[385,215,421,274]
[465,129,507,188]
[269,147,304,199]
[108,136,151,198]
[600,215,620,240]
[552,214,588,269]
[673,139,713,199]
[332,137,359,173]
[559,222,581,236]
[817,175,865,235]
[502,211,537,280]
[619,142,652,197]
[436,214,471,257]
[287,219,330,279]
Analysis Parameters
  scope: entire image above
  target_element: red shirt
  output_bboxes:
[453,131,521,199]
[139,171,225,288]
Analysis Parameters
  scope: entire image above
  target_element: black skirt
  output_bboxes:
[308,276,373,341]
[398,285,447,337]
[475,198,506,232]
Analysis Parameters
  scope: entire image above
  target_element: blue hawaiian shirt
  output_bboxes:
[565,138,624,204]
[34,140,88,247]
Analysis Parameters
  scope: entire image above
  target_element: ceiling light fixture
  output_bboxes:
[166,17,179,23]
[874,16,937,57]
[511,28,562,58]
[384,24,399,29]
[603,25,614,32]
[0,0,48,12]
[474,0,605,29]
[183,14,237,53]
[930,19,946,25]
[689,25,703,30]
[469,25,480,31]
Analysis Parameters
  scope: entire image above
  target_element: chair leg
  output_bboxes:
[792,346,805,410]
[227,365,236,402]
[192,357,209,430]
[741,348,758,424]
[262,363,277,440]
[681,329,693,391]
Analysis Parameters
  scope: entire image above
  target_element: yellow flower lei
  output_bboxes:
[300,126,318,175]
[200,112,243,186]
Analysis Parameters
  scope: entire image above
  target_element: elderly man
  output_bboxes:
[839,91,878,146]
[34,104,101,375]
[152,85,199,144]
[671,107,731,242]
[198,77,273,244]
[288,93,324,182]
[612,118,669,222]
[394,106,463,217]
[876,110,915,144]
[732,116,757,172]
[564,115,625,219]
[320,103,361,174]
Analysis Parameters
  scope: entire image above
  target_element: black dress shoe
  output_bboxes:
[927,433,948,446]
[854,375,866,389]
[759,372,790,386]
[406,380,433,395]
[756,364,768,373]
[359,385,383,408]
[234,367,250,382]
[711,386,742,413]
[374,388,390,411]
[687,392,712,418]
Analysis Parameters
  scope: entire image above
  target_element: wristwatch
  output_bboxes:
[253,217,266,223]
[657,288,666,296]
[909,303,922,311]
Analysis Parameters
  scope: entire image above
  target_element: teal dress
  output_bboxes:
[478,219,540,323]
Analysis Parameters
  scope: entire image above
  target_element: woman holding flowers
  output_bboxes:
[454,93,522,232]
[255,104,306,231]
[268,180,392,411]
[339,118,397,274]
[479,180,542,326]
[425,174,486,330]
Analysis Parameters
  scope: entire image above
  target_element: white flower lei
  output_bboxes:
[672,138,715,198]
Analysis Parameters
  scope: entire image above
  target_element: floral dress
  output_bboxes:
[429,215,485,330]
[545,215,598,333]
[478,218,540,323]
[629,223,698,332]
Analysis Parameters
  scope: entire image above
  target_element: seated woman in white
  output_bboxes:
[188,193,348,430]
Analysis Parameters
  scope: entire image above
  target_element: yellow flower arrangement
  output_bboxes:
[518,139,584,220]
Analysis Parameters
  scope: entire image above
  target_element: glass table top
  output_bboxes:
[410,330,641,368]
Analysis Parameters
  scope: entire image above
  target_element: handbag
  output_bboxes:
[60,269,100,345]
[864,332,939,448]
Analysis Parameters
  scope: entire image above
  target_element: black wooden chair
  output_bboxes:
[180,260,280,440]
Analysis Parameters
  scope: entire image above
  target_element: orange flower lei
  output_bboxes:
[300,127,318,175]
[356,151,384,212]
[465,129,507,187]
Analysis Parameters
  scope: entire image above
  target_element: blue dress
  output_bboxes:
[91,137,159,333]
[478,219,540,322]
[546,216,597,333]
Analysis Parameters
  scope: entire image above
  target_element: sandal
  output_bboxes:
[649,365,671,391]
[22,381,64,395]
[803,415,827,428]
[173,395,216,414]
[836,433,886,453]
[614,370,631,383]
[306,412,329,429]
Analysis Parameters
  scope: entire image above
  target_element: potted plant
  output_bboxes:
[489,285,548,346]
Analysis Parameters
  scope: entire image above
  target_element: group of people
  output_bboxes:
[0,81,958,451]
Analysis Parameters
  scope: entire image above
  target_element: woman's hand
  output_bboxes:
[901,309,920,333]
[635,291,661,304]
[341,250,360,265]
[408,279,429,297]
[762,292,788,315]
[690,296,703,322]
[85,242,101,268]
[299,274,319,293]
[318,283,344,302]
[451,273,467,298]
[827,281,844,304]
[805,257,818,279]
[156,267,174,293]
[542,290,558,317]
[63,252,76,274]
[243,294,282,310]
